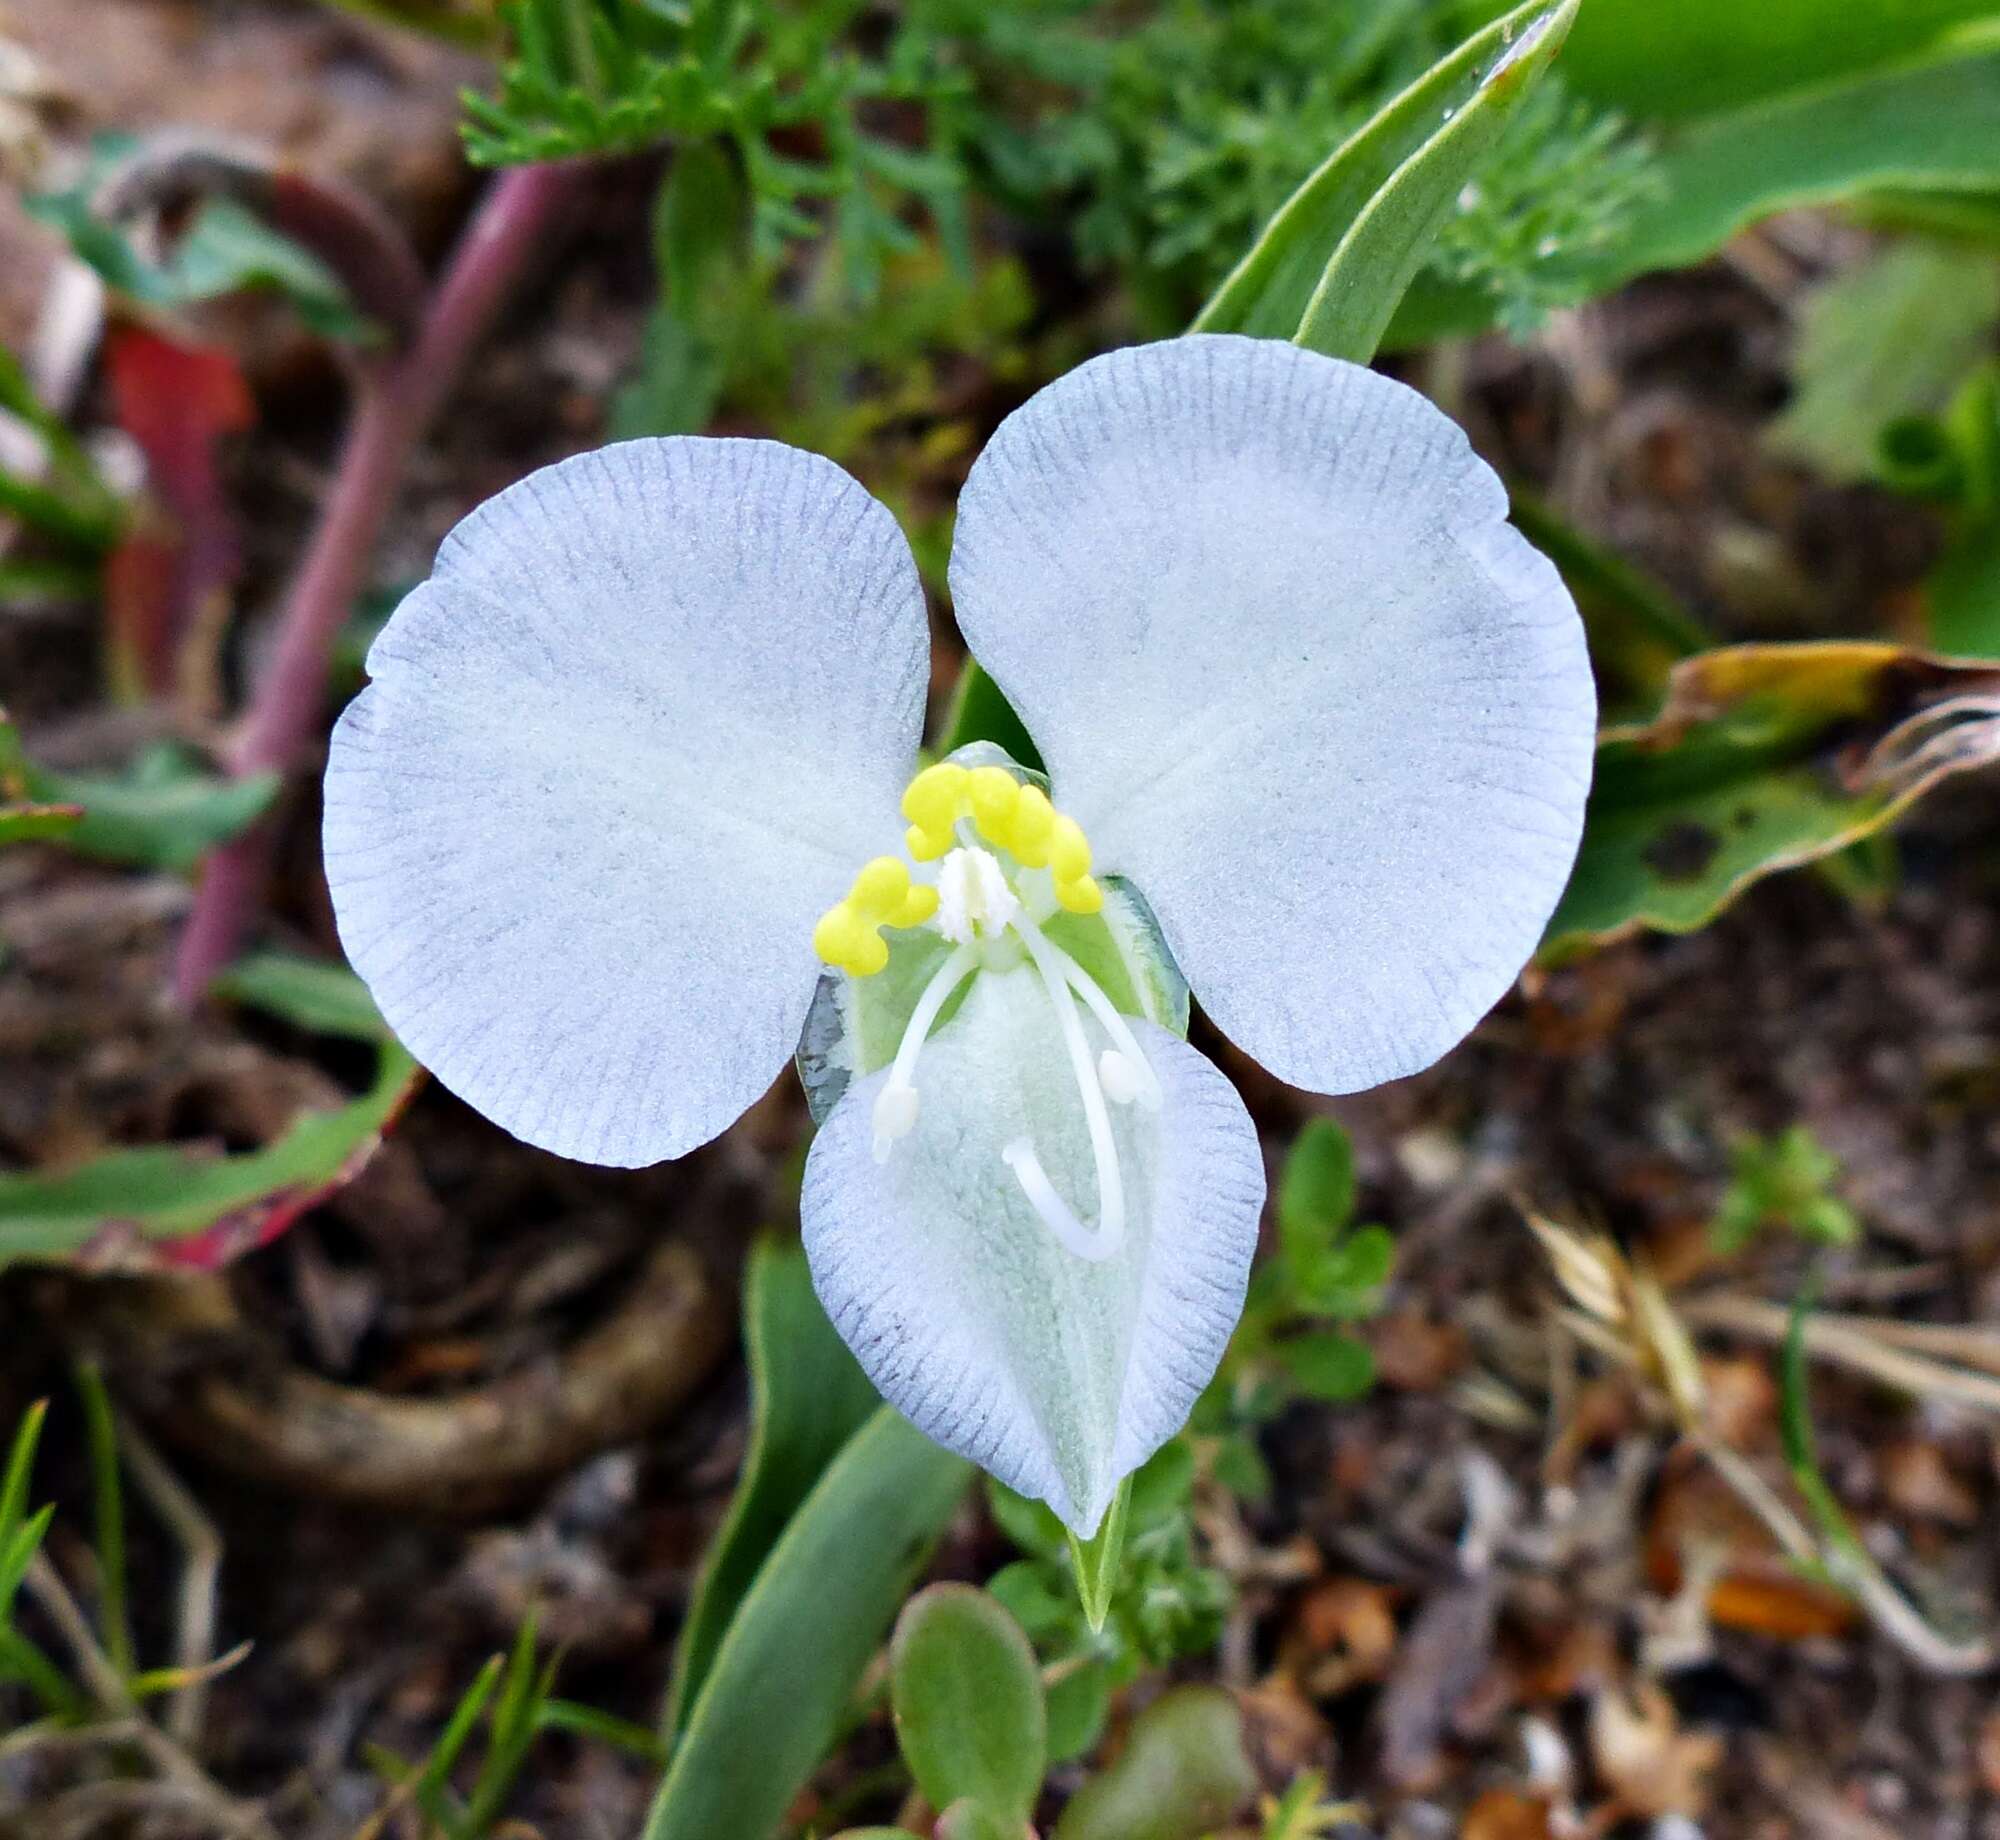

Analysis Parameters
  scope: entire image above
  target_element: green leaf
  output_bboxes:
[1915,366,2000,656]
[891,1585,1046,1826]
[1770,240,2000,484]
[1066,1477,1129,1637]
[987,1476,1068,1565]
[1045,1659,1113,1766]
[166,199,376,341]
[1545,0,1999,122]
[27,144,372,338]
[1296,1225,1396,1317]
[1271,1332,1376,1403]
[641,1409,971,1840]
[936,1802,1018,1840]
[211,951,390,1043]
[1194,0,1579,357]
[1052,1686,1256,1840]
[1542,643,2000,959]
[0,1039,419,1269]
[2,713,83,850]
[22,743,279,874]
[1604,49,2000,284]
[663,1236,884,1735]
[1276,1119,1357,1268]
[0,1400,48,1541]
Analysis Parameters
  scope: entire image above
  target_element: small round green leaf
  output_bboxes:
[1052,1686,1256,1840]
[891,1584,1046,1825]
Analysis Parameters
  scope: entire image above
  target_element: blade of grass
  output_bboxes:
[0,1624,86,1718]
[0,1399,48,1537]
[535,1698,667,1764]
[73,1363,134,1681]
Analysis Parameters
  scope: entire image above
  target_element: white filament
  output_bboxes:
[872,943,978,1163]
[1003,913,1127,1261]
[1002,1137,1120,1261]
[1034,931,1164,1110]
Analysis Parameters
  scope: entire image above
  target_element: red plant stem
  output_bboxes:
[171,163,586,1006]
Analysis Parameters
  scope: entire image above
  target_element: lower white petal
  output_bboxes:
[800,972,1263,1533]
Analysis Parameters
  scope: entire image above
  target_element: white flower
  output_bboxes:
[323,334,1596,1533]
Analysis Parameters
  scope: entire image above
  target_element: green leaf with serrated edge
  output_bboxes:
[891,1585,1046,1826]
[212,951,390,1043]
[663,1236,883,1735]
[1066,1476,1129,1636]
[1052,1686,1256,1840]
[642,1409,970,1840]
[1275,1119,1357,1269]
[1541,643,2000,960]
[23,744,279,874]
[1194,0,1577,352]
[0,1040,418,1268]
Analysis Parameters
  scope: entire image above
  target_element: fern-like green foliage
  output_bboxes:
[466,0,1658,335]
[915,0,1661,334]
[462,0,972,291]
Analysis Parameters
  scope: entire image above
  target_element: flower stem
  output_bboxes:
[171,161,587,1007]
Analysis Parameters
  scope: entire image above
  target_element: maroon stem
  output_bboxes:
[172,163,586,1006]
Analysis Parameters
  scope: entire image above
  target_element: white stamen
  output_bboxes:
[873,943,978,1164]
[935,845,1019,946]
[1099,1049,1142,1106]
[1002,1138,1120,1261]
[1004,912,1126,1261]
[870,1082,920,1155]
[1035,931,1163,1110]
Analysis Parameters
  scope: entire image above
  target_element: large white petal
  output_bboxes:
[949,335,1595,1095]
[801,972,1262,1532]
[325,438,927,1167]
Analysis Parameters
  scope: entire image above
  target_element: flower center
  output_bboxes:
[811,761,1161,1262]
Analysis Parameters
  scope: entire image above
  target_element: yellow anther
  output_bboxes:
[1008,785,1056,867]
[813,903,872,969]
[1055,873,1103,916]
[846,929,890,975]
[1048,813,1092,883]
[968,766,1021,846]
[901,762,968,833]
[895,884,940,927]
[850,856,912,921]
[907,822,951,862]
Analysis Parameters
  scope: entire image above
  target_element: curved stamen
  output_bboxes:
[1032,932,1164,1110]
[872,943,978,1163]
[1006,913,1126,1260]
[1002,1137,1120,1261]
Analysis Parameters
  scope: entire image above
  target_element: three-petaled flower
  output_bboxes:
[325,334,1595,1533]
